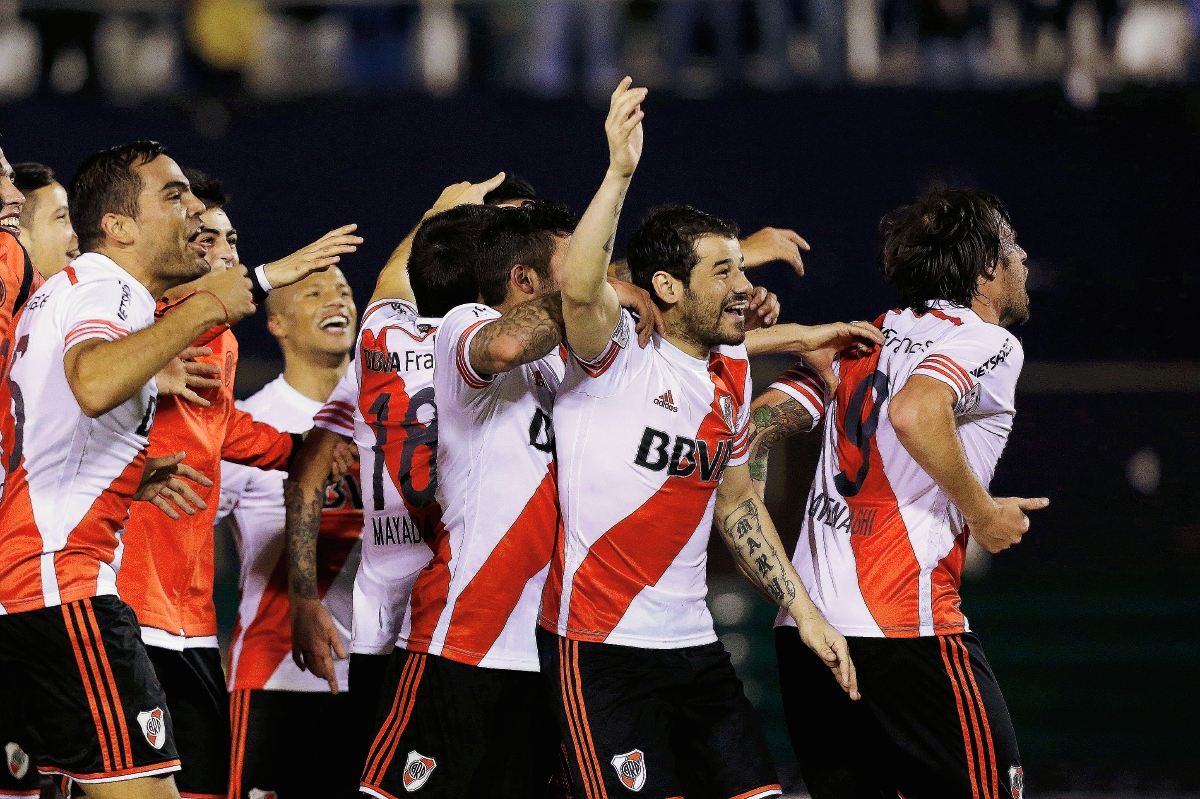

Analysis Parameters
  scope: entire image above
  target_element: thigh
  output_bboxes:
[6,597,181,787]
[468,672,558,799]
[670,642,780,799]
[360,652,492,799]
[853,634,1021,799]
[349,652,392,777]
[776,627,892,799]
[146,646,229,799]
[536,628,680,799]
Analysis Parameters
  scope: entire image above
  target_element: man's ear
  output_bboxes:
[651,271,683,307]
[265,312,286,339]
[101,213,136,247]
[510,263,538,296]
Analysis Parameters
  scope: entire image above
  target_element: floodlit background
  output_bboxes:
[2,0,1197,794]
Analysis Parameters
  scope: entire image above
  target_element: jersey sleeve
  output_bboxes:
[217,460,252,524]
[567,309,648,399]
[0,230,39,317]
[313,358,358,436]
[727,352,755,467]
[912,325,1023,416]
[439,303,502,392]
[768,360,827,430]
[58,276,136,350]
[221,405,297,469]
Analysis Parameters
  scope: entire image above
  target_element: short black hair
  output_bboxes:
[483,175,538,206]
[878,186,1012,313]
[626,205,740,305]
[409,204,502,318]
[476,199,578,307]
[13,163,57,222]
[69,141,169,253]
[183,167,227,210]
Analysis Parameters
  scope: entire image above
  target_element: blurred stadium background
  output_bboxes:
[2,0,1197,794]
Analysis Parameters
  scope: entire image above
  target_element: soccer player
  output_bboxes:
[114,169,362,799]
[218,264,362,799]
[0,141,257,798]
[537,79,869,799]
[13,162,79,280]
[747,187,1048,799]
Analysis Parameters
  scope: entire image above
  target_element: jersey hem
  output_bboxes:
[775,618,969,637]
[541,619,719,649]
[399,637,542,673]
[0,584,118,614]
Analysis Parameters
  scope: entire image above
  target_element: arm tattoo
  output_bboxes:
[721,498,798,607]
[470,294,565,375]
[601,187,627,255]
[285,479,325,600]
[747,398,813,484]
[609,259,632,283]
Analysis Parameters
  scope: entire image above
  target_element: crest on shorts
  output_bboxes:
[610,749,646,792]
[1008,765,1024,799]
[248,790,278,799]
[718,394,734,430]
[137,707,166,750]
[402,751,437,792]
[5,742,29,780]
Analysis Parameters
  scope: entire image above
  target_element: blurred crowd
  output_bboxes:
[0,0,1195,109]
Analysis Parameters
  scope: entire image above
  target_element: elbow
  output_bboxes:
[887,393,922,447]
[73,383,116,419]
[487,339,526,374]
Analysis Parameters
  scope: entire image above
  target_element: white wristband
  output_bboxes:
[254,264,273,292]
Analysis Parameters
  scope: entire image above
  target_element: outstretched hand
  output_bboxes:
[135,451,214,521]
[744,286,781,331]
[795,321,885,393]
[606,77,646,178]
[741,227,810,276]
[155,346,222,408]
[427,173,508,218]
[263,225,363,289]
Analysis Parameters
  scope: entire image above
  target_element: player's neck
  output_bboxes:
[970,295,1001,325]
[283,350,350,403]
[661,314,711,360]
[92,245,171,298]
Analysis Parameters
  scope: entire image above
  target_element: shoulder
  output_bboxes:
[438,303,499,349]
[361,297,418,327]
[239,377,283,415]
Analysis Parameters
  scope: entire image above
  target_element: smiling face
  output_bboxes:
[673,235,752,349]
[18,182,79,279]
[124,155,207,284]
[266,267,357,362]
[192,206,238,273]
[0,151,26,237]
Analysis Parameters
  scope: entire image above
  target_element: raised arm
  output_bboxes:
[560,77,646,361]
[370,173,506,306]
[65,264,254,418]
[468,294,565,376]
[262,224,363,290]
[889,375,1048,554]
[715,462,859,700]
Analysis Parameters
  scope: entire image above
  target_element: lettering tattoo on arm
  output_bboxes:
[470,294,565,375]
[285,480,325,600]
[747,398,813,484]
[721,498,798,607]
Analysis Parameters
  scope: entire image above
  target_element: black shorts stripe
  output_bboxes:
[951,636,999,799]
[61,603,123,772]
[361,653,416,785]
[362,652,425,786]
[80,600,133,771]
[559,638,607,799]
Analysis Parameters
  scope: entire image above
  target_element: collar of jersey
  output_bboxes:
[654,334,711,374]
[71,251,156,305]
[269,373,325,417]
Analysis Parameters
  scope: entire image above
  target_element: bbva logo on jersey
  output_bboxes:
[403,751,437,792]
[633,427,731,483]
[610,749,647,792]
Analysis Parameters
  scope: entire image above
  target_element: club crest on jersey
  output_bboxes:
[718,394,734,429]
[402,751,437,792]
[137,707,166,749]
[1008,766,1024,799]
[248,790,278,799]
[610,749,646,792]
[5,742,29,780]
[613,313,631,349]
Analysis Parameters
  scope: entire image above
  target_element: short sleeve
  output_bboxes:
[314,358,359,436]
[217,460,252,524]
[768,361,826,430]
[912,325,1023,416]
[60,278,136,350]
[438,304,501,391]
[566,309,651,399]
[727,355,755,467]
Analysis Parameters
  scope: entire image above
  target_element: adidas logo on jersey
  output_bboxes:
[403,751,437,792]
[653,390,678,412]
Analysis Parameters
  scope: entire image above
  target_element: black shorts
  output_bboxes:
[350,653,392,781]
[0,664,39,798]
[144,646,229,799]
[229,688,358,799]
[536,627,781,799]
[0,596,180,785]
[359,650,559,799]
[776,627,1023,799]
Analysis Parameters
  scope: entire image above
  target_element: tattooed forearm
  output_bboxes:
[470,294,565,375]
[285,479,326,600]
[721,498,798,607]
[608,259,632,283]
[601,187,627,255]
[747,398,813,487]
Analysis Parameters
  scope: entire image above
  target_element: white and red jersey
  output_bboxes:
[0,253,158,613]
[312,298,441,655]
[541,310,753,649]
[399,302,564,672]
[772,301,1023,638]
[219,374,364,691]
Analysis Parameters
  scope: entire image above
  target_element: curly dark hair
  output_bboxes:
[878,186,1012,313]
[409,204,501,318]
[475,199,578,307]
[68,141,169,253]
[626,205,740,306]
